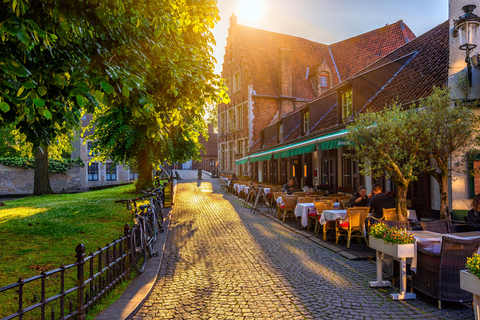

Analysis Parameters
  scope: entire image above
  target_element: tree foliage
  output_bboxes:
[345,102,430,220]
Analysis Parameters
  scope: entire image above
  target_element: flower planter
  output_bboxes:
[460,270,480,320]
[368,236,416,300]
[368,236,415,258]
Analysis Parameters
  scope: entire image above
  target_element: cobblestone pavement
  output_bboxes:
[136,180,473,319]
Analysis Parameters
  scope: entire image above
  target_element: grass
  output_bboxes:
[0,184,147,318]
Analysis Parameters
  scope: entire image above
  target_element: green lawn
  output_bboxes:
[0,185,146,318]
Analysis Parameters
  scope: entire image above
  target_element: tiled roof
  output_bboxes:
[256,20,449,152]
[235,21,415,99]
[329,21,415,81]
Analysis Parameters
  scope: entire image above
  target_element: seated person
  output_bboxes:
[467,194,480,231]
[282,178,296,195]
[349,186,368,208]
[368,184,395,219]
[230,173,239,182]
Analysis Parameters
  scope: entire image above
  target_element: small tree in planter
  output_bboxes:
[460,253,480,319]
[345,102,430,220]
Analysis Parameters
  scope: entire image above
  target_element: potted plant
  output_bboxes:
[460,253,480,319]
[317,184,329,191]
[337,186,353,195]
[368,223,416,300]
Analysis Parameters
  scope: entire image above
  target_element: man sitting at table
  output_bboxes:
[368,184,395,219]
[467,194,480,231]
[282,178,296,195]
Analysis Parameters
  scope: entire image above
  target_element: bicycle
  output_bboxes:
[115,195,158,273]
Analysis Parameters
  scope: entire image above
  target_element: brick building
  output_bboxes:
[217,14,415,176]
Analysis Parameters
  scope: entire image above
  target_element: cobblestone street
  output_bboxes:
[136,178,474,319]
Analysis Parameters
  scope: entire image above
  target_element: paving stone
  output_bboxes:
[136,179,474,319]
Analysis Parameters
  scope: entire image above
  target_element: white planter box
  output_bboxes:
[369,236,415,258]
[460,270,480,295]
[460,270,480,320]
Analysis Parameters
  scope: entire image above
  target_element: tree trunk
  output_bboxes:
[439,172,450,220]
[137,149,153,191]
[33,146,54,195]
[396,186,408,221]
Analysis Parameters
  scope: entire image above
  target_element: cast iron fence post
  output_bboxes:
[124,224,131,279]
[75,243,86,320]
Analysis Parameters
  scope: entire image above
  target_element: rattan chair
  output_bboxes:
[337,195,351,202]
[280,196,297,222]
[340,199,350,209]
[412,236,480,309]
[220,178,228,192]
[310,191,324,196]
[313,201,335,240]
[298,197,315,203]
[273,192,286,218]
[293,192,307,197]
[368,207,399,229]
[335,207,369,248]
[420,220,451,234]
[320,196,335,201]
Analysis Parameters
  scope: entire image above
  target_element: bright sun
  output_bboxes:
[238,0,265,23]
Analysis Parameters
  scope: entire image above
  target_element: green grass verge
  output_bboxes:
[0,185,146,318]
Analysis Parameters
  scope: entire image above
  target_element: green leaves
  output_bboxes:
[33,98,45,107]
[43,110,52,119]
[37,86,47,96]
[101,81,114,95]
[76,95,89,107]
[0,102,10,112]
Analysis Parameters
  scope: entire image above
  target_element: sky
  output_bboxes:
[212,0,449,75]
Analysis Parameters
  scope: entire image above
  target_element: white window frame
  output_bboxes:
[303,111,310,134]
[320,75,328,88]
[235,104,243,130]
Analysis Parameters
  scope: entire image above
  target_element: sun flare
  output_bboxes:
[238,0,265,23]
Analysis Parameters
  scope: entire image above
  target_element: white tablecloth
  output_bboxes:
[235,184,246,193]
[320,209,347,225]
[407,209,418,221]
[333,202,340,210]
[264,188,271,195]
[294,203,316,228]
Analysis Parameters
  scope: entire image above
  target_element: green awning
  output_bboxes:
[235,158,249,165]
[250,153,272,163]
[319,138,351,150]
[273,143,316,159]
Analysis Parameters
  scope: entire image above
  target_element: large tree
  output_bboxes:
[419,86,480,220]
[345,102,430,220]
[87,0,228,189]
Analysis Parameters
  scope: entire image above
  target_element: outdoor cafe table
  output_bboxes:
[235,184,246,194]
[319,209,347,225]
[245,187,271,195]
[295,203,316,228]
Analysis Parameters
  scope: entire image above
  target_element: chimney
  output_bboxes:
[278,48,294,116]
[449,0,480,99]
[230,14,237,27]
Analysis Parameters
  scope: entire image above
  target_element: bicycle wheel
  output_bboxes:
[155,200,164,228]
[145,219,156,258]
[130,226,146,274]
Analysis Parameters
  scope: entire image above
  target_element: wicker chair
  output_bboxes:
[368,207,398,229]
[340,199,350,209]
[293,192,307,197]
[298,197,315,203]
[273,192,286,218]
[335,207,369,248]
[310,191,324,196]
[420,220,451,234]
[219,178,228,192]
[313,201,335,240]
[373,219,410,230]
[280,196,297,222]
[320,196,335,201]
[412,236,480,309]
[337,195,351,202]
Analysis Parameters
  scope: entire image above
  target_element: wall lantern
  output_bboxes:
[454,4,480,85]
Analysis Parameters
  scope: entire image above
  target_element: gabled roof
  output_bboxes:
[253,20,449,153]
[231,21,416,99]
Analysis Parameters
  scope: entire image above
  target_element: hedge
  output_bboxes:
[0,157,84,174]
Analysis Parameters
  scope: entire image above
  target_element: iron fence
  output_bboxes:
[0,224,131,320]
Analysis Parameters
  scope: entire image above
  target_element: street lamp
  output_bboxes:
[454,4,480,86]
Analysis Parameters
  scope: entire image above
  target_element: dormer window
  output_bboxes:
[278,122,283,142]
[320,75,328,88]
[341,89,353,123]
[302,110,310,135]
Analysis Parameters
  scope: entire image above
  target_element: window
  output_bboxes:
[87,141,96,156]
[228,142,234,172]
[105,163,117,181]
[88,163,99,181]
[236,140,243,155]
[278,122,283,142]
[227,109,235,132]
[235,104,243,129]
[303,110,310,134]
[129,170,138,180]
[342,89,353,123]
[219,113,226,134]
[233,72,241,93]
[320,75,328,88]
[225,78,231,93]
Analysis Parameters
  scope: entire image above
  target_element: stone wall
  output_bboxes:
[0,164,85,195]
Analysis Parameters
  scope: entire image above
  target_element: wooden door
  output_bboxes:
[409,173,432,219]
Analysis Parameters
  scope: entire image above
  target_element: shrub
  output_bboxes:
[0,157,84,174]
[369,223,415,245]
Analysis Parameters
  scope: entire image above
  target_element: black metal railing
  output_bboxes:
[0,224,131,320]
